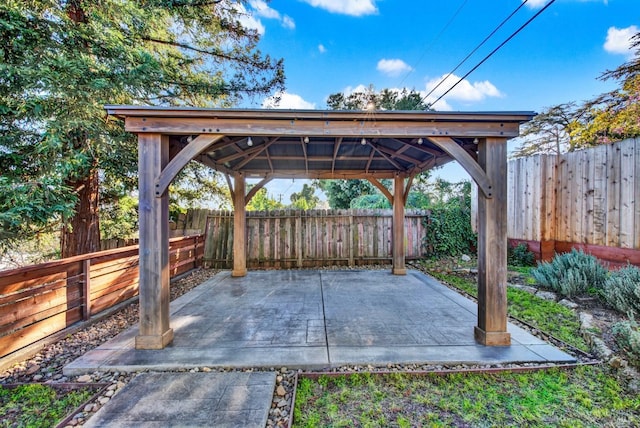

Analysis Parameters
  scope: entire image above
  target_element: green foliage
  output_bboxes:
[532,249,608,297]
[611,320,640,364]
[289,183,320,210]
[100,194,138,240]
[169,163,231,213]
[0,383,93,428]
[316,179,379,209]
[350,193,390,209]
[573,33,640,145]
[0,0,284,252]
[326,86,431,111]
[246,188,284,211]
[422,181,476,258]
[508,243,536,267]
[603,265,640,318]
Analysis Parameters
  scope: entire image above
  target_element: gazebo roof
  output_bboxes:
[106,106,534,180]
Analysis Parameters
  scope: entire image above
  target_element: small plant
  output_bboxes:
[531,249,608,297]
[0,383,94,428]
[508,243,536,267]
[611,320,640,364]
[603,265,640,318]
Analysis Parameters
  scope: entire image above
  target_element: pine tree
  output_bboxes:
[0,0,284,256]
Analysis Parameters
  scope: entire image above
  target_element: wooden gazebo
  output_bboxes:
[106,106,534,350]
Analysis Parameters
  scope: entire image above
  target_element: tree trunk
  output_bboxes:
[59,3,99,258]
[60,168,101,258]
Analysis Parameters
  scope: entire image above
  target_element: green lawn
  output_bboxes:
[294,366,640,427]
[427,268,588,351]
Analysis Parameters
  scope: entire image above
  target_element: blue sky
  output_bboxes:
[236,0,638,202]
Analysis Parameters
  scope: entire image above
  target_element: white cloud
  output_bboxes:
[262,91,317,109]
[247,0,296,30]
[250,0,280,19]
[318,44,327,53]
[604,25,638,57]
[422,74,503,109]
[301,0,378,16]
[282,15,296,29]
[377,59,413,77]
[523,0,548,9]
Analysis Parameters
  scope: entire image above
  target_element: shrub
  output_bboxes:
[531,249,608,297]
[422,204,476,258]
[422,182,476,258]
[603,265,640,318]
[611,320,640,363]
[508,243,536,267]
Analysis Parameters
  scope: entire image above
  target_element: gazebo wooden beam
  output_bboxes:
[428,137,493,198]
[367,178,393,205]
[123,117,522,138]
[475,137,510,345]
[136,133,173,349]
[233,137,279,171]
[392,175,407,275]
[155,134,223,196]
[331,137,343,174]
[245,175,273,205]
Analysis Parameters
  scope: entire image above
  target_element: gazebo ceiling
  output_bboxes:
[106,106,535,179]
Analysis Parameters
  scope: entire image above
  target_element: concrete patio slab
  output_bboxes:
[83,371,275,428]
[65,269,575,376]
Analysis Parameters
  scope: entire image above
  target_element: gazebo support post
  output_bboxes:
[232,173,247,277]
[392,175,407,275]
[475,137,511,346]
[136,133,173,349]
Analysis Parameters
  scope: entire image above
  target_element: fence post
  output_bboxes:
[348,212,354,266]
[193,235,198,268]
[82,259,91,320]
[296,211,303,268]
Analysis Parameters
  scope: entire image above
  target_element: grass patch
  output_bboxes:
[429,270,588,351]
[293,366,640,427]
[0,383,95,428]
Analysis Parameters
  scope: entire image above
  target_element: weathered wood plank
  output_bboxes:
[606,143,621,247]
[619,139,635,248]
[0,308,83,358]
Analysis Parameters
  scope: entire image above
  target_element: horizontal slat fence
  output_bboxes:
[504,137,640,266]
[203,209,428,269]
[0,235,203,359]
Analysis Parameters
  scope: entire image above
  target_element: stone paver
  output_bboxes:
[84,372,275,428]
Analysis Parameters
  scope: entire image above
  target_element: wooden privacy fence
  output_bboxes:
[504,137,640,266]
[0,235,204,359]
[203,209,429,269]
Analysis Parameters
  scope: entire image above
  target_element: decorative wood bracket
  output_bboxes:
[367,178,394,205]
[155,134,223,197]
[428,137,493,198]
[245,175,274,205]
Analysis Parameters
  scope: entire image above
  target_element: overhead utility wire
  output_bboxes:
[421,0,530,105]
[398,0,471,87]
[428,0,556,108]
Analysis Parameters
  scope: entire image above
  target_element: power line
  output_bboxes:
[428,0,557,109]
[397,0,471,87]
[421,0,530,105]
